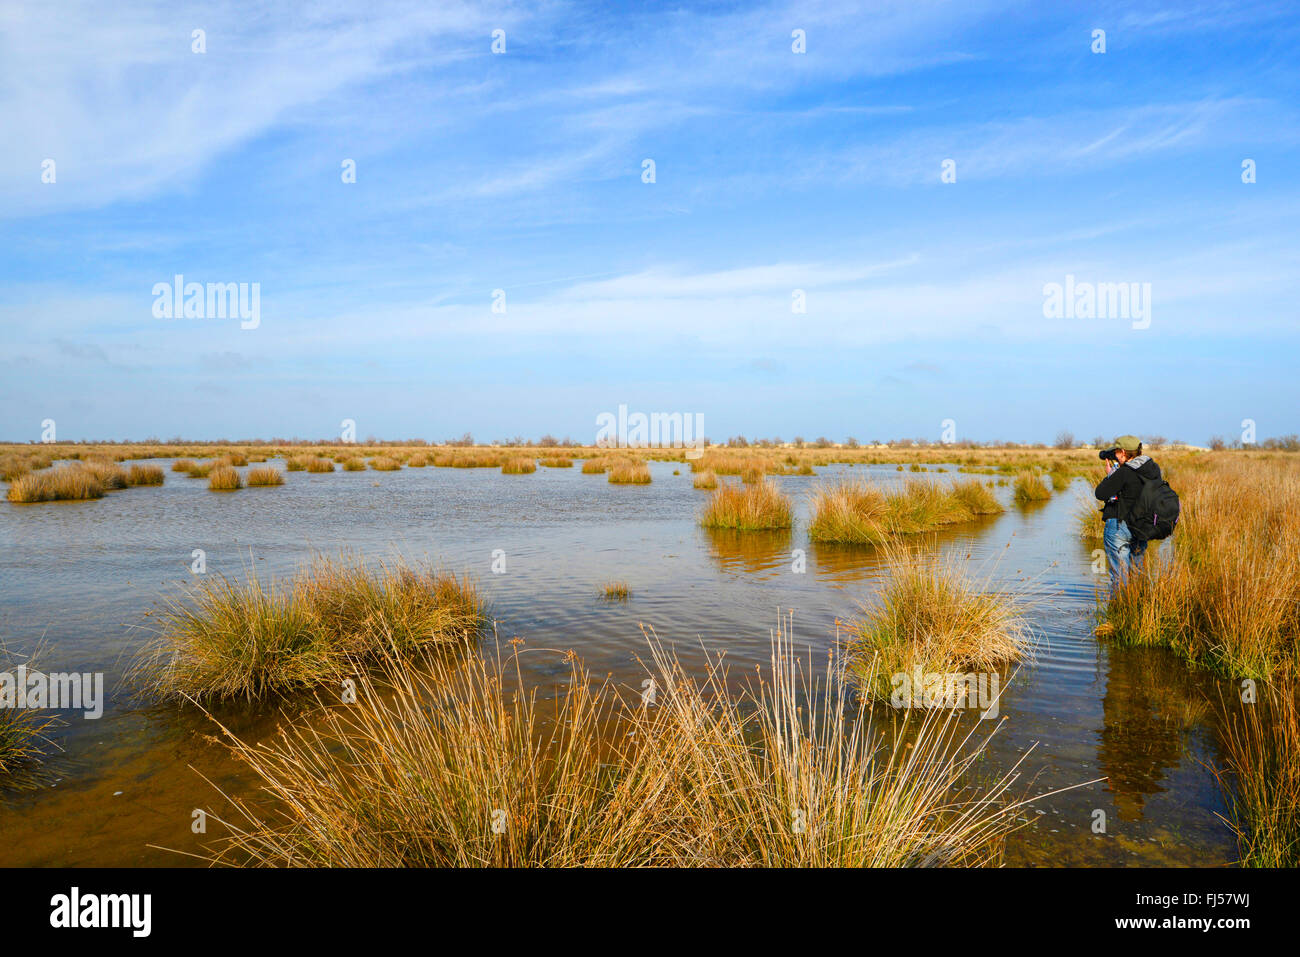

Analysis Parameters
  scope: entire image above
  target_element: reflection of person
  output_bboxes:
[1094,435,1161,592]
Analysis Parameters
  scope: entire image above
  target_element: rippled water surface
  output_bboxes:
[0,459,1240,866]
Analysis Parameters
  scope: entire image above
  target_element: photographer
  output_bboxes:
[1094,435,1161,591]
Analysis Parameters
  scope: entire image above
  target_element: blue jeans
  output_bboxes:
[1104,518,1147,591]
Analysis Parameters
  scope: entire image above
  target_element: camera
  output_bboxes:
[1098,448,1119,461]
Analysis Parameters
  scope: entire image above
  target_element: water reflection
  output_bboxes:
[701,527,791,576]
[1097,644,1213,822]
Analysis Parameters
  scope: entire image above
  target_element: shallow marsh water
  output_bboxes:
[0,459,1239,866]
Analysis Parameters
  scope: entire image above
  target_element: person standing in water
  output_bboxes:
[1094,434,1162,591]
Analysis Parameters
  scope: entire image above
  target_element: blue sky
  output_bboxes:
[1,0,1298,444]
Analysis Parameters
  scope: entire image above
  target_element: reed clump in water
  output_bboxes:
[846,552,1029,704]
[608,461,651,485]
[539,457,573,468]
[808,479,1002,544]
[0,651,54,776]
[136,556,485,703]
[127,464,165,486]
[1012,471,1050,504]
[195,617,1032,867]
[601,581,631,600]
[306,458,335,473]
[342,458,366,471]
[580,457,611,474]
[208,466,243,491]
[1214,684,1300,867]
[246,467,284,487]
[1102,458,1300,678]
[0,454,34,482]
[501,457,537,475]
[284,457,306,472]
[6,466,106,503]
[369,456,401,471]
[699,479,792,530]
[78,459,128,490]
[185,461,214,478]
[1075,494,1104,542]
[693,470,718,490]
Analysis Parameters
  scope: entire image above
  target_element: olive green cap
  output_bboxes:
[1114,434,1141,452]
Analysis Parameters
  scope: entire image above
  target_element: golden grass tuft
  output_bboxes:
[600,581,631,600]
[847,552,1029,703]
[192,617,1033,867]
[693,470,719,490]
[126,464,165,486]
[1214,685,1300,867]
[699,479,793,530]
[246,467,285,487]
[808,479,1002,544]
[539,457,573,468]
[78,459,128,490]
[0,651,54,777]
[306,458,336,473]
[608,461,651,485]
[6,466,105,503]
[1012,471,1050,504]
[369,456,401,471]
[1075,494,1104,542]
[501,456,537,474]
[208,465,243,491]
[134,556,485,703]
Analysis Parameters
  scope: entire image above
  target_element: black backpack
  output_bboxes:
[1126,470,1180,542]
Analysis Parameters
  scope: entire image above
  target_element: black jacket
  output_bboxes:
[1095,455,1161,522]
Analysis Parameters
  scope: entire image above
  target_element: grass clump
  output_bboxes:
[193,618,1032,867]
[306,458,335,473]
[608,461,651,485]
[208,466,243,491]
[1214,685,1300,867]
[127,464,165,486]
[809,479,1002,545]
[580,458,610,474]
[0,653,54,777]
[847,553,1029,704]
[1075,494,1104,542]
[369,456,401,471]
[600,581,631,601]
[1012,471,1050,504]
[135,556,485,703]
[246,467,285,487]
[693,470,718,490]
[540,457,573,468]
[699,479,793,530]
[342,458,366,471]
[501,457,537,475]
[78,459,128,490]
[6,467,105,503]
